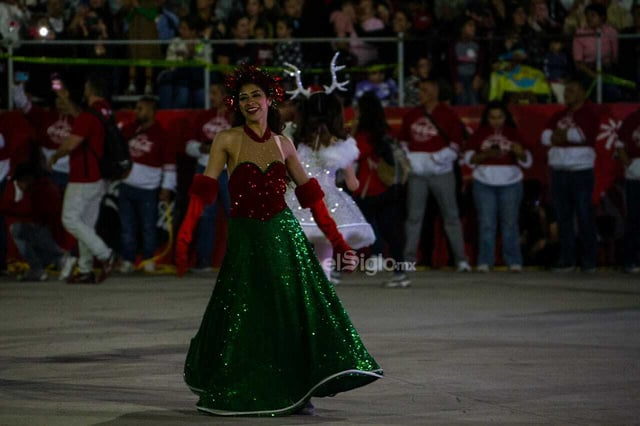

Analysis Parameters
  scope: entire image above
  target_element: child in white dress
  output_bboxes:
[285,92,375,280]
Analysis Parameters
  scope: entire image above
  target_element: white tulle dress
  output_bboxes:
[286,137,376,250]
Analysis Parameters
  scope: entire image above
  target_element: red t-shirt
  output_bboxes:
[544,101,600,147]
[190,108,234,143]
[399,103,464,153]
[351,130,388,198]
[121,121,174,168]
[26,106,74,151]
[68,101,110,183]
[466,126,527,166]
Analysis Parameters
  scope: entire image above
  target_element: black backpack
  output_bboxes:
[86,108,132,181]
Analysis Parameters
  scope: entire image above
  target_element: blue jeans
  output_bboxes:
[551,169,598,269]
[473,180,523,267]
[10,222,63,273]
[118,183,159,262]
[195,167,230,268]
[624,179,640,268]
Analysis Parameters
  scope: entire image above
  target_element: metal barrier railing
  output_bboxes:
[1,35,405,109]
[2,32,638,109]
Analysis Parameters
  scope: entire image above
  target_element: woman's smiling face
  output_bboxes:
[238,83,271,122]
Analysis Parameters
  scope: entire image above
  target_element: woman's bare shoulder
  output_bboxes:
[215,127,243,146]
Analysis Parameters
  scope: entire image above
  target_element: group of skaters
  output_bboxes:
[0,63,639,286]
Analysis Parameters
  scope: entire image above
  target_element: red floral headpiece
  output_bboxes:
[223,63,285,111]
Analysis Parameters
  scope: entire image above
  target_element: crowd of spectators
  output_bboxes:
[2,0,640,106]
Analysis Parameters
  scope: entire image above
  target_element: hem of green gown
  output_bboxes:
[188,368,383,417]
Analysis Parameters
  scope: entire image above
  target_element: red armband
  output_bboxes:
[188,174,219,205]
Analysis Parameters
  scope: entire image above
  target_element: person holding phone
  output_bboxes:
[47,74,117,284]
[464,101,532,272]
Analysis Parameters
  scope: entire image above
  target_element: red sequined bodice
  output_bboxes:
[228,161,288,221]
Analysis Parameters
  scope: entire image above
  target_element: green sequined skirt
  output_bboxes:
[184,208,382,416]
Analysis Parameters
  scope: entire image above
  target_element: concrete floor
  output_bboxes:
[0,270,639,426]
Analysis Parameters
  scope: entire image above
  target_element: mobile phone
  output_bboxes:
[51,79,63,90]
[15,71,29,83]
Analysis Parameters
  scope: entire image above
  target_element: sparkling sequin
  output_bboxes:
[184,131,382,417]
[284,144,376,250]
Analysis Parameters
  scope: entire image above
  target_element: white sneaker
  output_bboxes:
[383,273,411,288]
[58,254,77,281]
[509,264,523,272]
[143,261,155,273]
[457,261,471,272]
[476,264,490,273]
[119,260,135,274]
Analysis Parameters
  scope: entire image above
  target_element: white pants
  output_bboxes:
[62,181,110,273]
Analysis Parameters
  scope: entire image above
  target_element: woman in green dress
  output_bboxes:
[176,63,383,416]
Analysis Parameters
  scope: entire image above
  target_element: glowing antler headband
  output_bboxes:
[284,52,350,99]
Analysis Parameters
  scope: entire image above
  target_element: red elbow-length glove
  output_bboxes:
[175,174,219,276]
[295,178,353,268]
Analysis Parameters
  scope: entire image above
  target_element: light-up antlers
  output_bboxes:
[323,52,349,94]
[284,52,349,99]
[284,62,311,99]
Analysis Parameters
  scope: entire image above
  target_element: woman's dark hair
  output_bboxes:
[226,64,285,133]
[293,92,348,149]
[480,100,517,128]
[355,91,390,154]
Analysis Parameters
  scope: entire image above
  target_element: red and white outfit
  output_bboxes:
[185,108,233,168]
[463,126,532,185]
[23,105,73,176]
[399,104,463,176]
[540,101,600,171]
[121,121,176,191]
[399,104,469,268]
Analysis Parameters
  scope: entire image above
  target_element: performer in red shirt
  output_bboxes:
[399,79,471,272]
[540,79,599,272]
[464,101,532,272]
[118,96,176,273]
[47,74,117,284]
[13,82,73,191]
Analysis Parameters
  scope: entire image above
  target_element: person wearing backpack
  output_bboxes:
[47,74,117,284]
[352,91,409,288]
[400,79,471,273]
[118,96,177,274]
